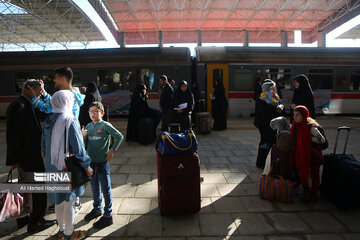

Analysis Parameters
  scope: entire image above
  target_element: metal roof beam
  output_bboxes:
[308,0,360,41]
[0,12,69,48]
[244,0,267,29]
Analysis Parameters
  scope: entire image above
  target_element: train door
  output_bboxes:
[206,64,229,113]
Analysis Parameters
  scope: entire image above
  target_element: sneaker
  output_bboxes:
[93,216,113,229]
[64,230,86,240]
[84,209,102,221]
[75,197,81,207]
[74,198,82,215]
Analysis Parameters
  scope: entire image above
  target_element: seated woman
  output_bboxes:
[290,105,326,203]
[171,81,195,131]
[263,116,292,178]
[126,84,161,142]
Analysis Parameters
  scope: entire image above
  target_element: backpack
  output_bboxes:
[317,124,328,150]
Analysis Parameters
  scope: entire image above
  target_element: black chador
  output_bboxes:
[126,84,161,141]
[290,74,315,122]
[212,79,228,130]
[79,82,102,127]
[160,82,174,130]
[172,81,194,130]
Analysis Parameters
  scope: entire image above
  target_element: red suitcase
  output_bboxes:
[157,152,201,215]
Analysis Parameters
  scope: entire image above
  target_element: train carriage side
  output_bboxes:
[195,47,360,117]
[0,47,192,117]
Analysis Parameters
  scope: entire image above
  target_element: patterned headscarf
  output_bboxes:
[259,80,280,107]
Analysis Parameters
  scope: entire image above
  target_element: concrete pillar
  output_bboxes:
[197,30,202,47]
[158,31,163,48]
[317,31,326,47]
[281,31,288,47]
[243,30,249,47]
[119,31,125,48]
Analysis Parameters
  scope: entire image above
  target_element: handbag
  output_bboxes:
[158,130,198,155]
[64,129,90,189]
[258,173,295,203]
[0,169,32,222]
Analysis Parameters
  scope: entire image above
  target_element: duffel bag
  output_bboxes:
[259,174,295,203]
[158,130,197,155]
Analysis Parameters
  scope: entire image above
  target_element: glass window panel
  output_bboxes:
[97,68,156,92]
[264,68,292,90]
[14,72,41,93]
[231,67,253,91]
[350,75,360,91]
[308,69,334,90]
[213,69,223,88]
[97,69,125,92]
[72,70,82,88]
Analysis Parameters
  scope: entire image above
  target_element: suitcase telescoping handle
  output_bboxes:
[333,126,351,154]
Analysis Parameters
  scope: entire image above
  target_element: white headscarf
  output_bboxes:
[50,90,75,170]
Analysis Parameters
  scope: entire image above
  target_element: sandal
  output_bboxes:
[64,230,87,240]
[57,230,65,239]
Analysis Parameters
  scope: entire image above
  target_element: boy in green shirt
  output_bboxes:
[81,102,123,229]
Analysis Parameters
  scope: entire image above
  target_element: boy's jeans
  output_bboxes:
[90,161,112,217]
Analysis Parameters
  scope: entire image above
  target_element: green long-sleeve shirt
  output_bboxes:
[85,119,123,162]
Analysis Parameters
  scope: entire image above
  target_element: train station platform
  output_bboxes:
[0,116,360,240]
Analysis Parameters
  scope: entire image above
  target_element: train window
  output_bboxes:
[232,68,253,91]
[140,69,155,91]
[126,69,156,92]
[97,68,155,92]
[14,72,41,93]
[308,69,334,90]
[72,70,82,88]
[350,74,360,91]
[264,68,292,90]
[97,69,125,92]
[213,69,223,88]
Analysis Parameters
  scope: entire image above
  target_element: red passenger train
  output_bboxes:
[0,47,359,117]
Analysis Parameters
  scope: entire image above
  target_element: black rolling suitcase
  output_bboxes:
[137,117,156,145]
[320,126,360,210]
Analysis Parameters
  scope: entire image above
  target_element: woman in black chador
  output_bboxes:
[191,81,202,125]
[211,79,228,130]
[79,82,102,127]
[254,80,283,169]
[126,84,161,142]
[172,81,194,131]
[290,74,315,122]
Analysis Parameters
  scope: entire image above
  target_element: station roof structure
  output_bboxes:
[0,0,360,50]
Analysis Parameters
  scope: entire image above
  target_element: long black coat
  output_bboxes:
[160,82,174,130]
[254,99,280,148]
[172,83,194,130]
[212,85,228,130]
[127,88,150,141]
[6,96,45,172]
[79,82,102,127]
[291,74,315,121]
[160,82,174,112]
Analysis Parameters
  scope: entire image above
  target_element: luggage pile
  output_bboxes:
[320,126,360,210]
[156,126,201,215]
[195,99,211,134]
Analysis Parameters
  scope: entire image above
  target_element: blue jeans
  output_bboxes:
[90,161,112,217]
